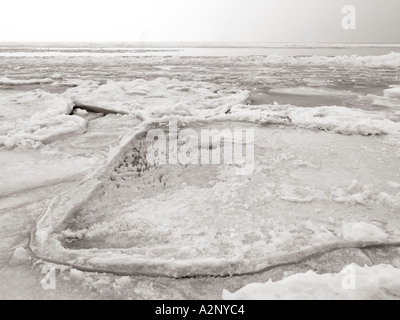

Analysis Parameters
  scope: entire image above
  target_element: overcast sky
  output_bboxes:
[0,0,399,43]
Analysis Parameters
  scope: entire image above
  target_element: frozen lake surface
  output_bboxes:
[1,45,400,299]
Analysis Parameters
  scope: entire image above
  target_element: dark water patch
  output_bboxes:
[71,102,129,115]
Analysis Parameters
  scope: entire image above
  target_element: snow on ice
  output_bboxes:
[384,86,400,99]
[222,264,400,300]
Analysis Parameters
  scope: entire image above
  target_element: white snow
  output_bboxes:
[222,264,400,300]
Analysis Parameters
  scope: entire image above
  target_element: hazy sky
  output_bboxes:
[0,0,399,43]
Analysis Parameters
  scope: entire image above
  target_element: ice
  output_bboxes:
[0,110,140,264]
[0,115,87,148]
[0,151,98,197]
[222,264,400,300]
[58,78,400,137]
[384,86,400,99]
[8,247,31,266]
[1,51,400,296]
[259,52,400,68]
[64,78,249,118]
[0,90,70,121]
[114,276,132,287]
[69,269,85,281]
[30,124,400,277]
[364,94,400,108]
[0,90,86,148]
[223,104,400,136]
[342,222,389,242]
[269,87,358,98]
[388,181,400,188]
[0,77,54,85]
[1,51,400,68]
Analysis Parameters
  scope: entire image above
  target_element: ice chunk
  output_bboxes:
[384,86,400,99]
[342,222,388,242]
[388,181,400,188]
[222,264,400,300]
[269,87,357,98]
[70,269,85,281]
[0,151,97,197]
[224,104,400,136]
[32,123,400,277]
[0,90,86,148]
[114,276,132,287]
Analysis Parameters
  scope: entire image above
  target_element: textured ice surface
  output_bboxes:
[342,222,389,242]
[269,87,358,98]
[64,78,249,118]
[1,52,400,296]
[43,123,400,277]
[223,263,400,300]
[0,90,85,148]
[0,109,141,266]
[385,86,400,99]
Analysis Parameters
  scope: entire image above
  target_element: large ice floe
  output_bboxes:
[29,117,400,277]
[384,86,400,99]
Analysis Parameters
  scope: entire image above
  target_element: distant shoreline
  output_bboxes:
[1,42,400,49]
